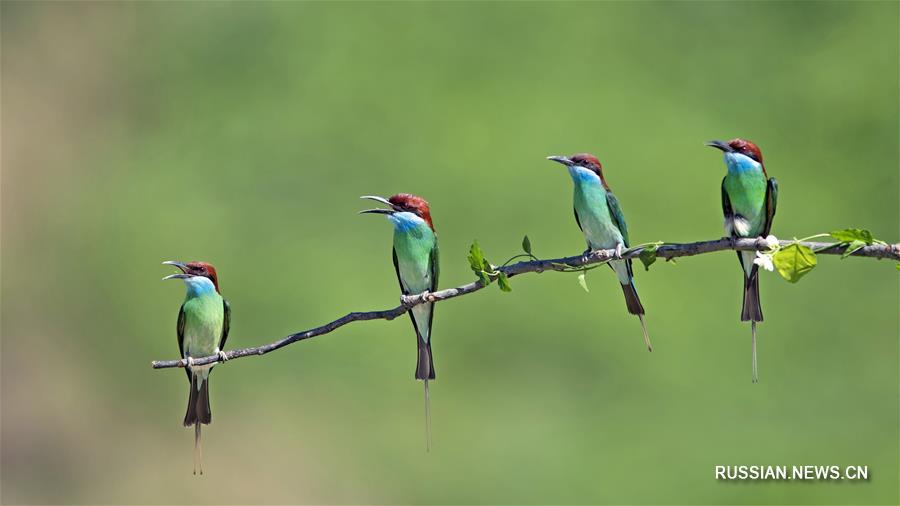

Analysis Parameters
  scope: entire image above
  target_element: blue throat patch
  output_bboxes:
[389,211,426,232]
[724,152,763,174]
[568,166,602,186]
[184,276,217,298]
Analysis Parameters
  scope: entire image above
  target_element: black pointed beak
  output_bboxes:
[546,155,573,166]
[162,260,188,272]
[358,195,396,215]
[162,260,190,281]
[705,140,734,153]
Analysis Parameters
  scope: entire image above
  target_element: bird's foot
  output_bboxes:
[217,350,228,363]
[614,243,625,260]
[581,248,593,264]
[402,292,435,306]
[182,357,195,368]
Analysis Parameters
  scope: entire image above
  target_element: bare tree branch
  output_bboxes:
[151,237,900,369]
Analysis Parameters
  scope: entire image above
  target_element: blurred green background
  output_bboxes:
[2,1,897,504]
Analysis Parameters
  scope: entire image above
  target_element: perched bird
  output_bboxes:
[547,153,651,352]
[706,139,777,383]
[162,261,231,474]
[360,194,439,450]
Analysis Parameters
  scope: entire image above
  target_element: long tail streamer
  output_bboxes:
[194,422,203,475]
[638,314,652,352]
[424,380,432,453]
[751,321,758,384]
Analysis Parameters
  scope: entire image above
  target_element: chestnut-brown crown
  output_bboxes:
[388,193,434,230]
[728,139,763,164]
[569,153,609,189]
[184,262,220,292]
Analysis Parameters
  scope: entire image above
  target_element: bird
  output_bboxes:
[547,153,651,352]
[359,194,439,451]
[706,139,778,383]
[162,261,231,474]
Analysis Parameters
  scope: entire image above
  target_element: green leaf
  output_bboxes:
[896,264,900,270]
[773,243,817,283]
[467,241,485,274]
[639,245,658,271]
[482,258,493,274]
[577,271,589,292]
[522,235,532,255]
[476,271,490,285]
[830,228,874,245]
[841,240,866,259]
[497,272,512,292]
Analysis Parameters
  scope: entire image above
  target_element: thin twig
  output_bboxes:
[151,237,900,369]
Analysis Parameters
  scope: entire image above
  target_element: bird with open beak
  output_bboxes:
[359,194,439,451]
[162,260,231,474]
[706,138,778,383]
[547,153,652,352]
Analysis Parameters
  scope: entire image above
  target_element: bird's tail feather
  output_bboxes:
[184,375,212,426]
[184,374,210,475]
[416,339,434,452]
[741,267,763,322]
[193,422,203,475]
[415,340,435,380]
[621,282,651,352]
[637,313,652,352]
[424,380,432,453]
[751,321,759,384]
[620,281,645,315]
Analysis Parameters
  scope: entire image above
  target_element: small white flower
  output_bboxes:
[764,235,779,249]
[753,251,775,272]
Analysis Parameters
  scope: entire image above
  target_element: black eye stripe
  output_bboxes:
[740,150,760,163]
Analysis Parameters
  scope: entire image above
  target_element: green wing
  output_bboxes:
[573,208,592,250]
[606,191,630,247]
[573,207,583,232]
[722,177,743,267]
[721,177,735,236]
[177,304,190,382]
[762,177,778,236]
[423,240,439,341]
[220,299,231,351]
[429,240,439,292]
[392,248,407,294]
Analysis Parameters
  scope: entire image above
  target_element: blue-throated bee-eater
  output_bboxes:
[163,261,231,474]
[360,194,439,450]
[706,138,778,383]
[547,153,651,352]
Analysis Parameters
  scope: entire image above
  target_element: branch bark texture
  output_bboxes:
[151,237,900,369]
